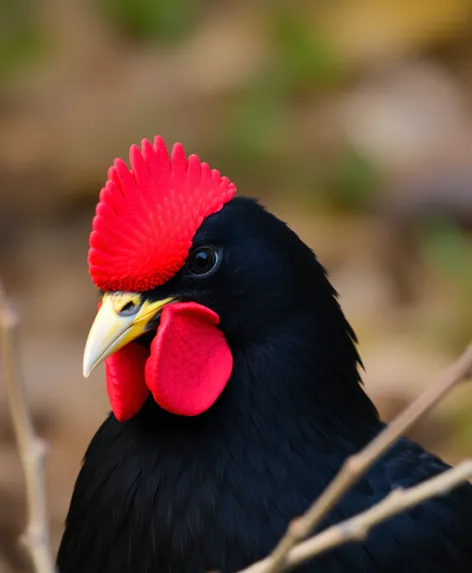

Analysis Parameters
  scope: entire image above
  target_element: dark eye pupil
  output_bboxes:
[189,247,217,276]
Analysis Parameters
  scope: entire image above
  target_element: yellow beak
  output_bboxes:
[83,292,174,378]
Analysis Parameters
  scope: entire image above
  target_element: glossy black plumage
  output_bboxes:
[58,198,472,573]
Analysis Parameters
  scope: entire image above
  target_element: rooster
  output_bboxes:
[58,136,472,573]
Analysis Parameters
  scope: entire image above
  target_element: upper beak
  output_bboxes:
[83,292,174,378]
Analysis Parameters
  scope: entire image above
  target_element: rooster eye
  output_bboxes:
[187,246,219,277]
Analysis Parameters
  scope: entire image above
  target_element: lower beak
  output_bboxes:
[83,292,174,378]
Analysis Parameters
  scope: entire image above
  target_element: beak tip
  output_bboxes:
[82,356,94,378]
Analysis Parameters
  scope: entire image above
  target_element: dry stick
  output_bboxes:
[289,460,472,568]
[244,460,472,573]
[0,281,56,573]
[243,342,472,573]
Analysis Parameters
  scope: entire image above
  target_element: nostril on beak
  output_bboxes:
[119,301,140,316]
[109,293,144,316]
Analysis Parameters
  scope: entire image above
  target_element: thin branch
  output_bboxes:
[0,280,56,573]
[241,342,472,573]
[243,460,472,573]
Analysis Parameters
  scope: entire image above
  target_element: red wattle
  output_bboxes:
[104,342,149,422]
[145,302,233,416]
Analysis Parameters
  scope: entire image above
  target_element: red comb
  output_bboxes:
[88,136,236,292]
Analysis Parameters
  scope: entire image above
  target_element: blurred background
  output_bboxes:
[1,0,472,571]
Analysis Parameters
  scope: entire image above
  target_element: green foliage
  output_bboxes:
[420,220,472,288]
[271,7,342,91]
[218,5,347,199]
[0,0,44,79]
[419,219,472,350]
[221,70,291,185]
[322,147,381,211]
[96,0,198,43]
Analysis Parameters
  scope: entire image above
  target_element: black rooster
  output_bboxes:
[58,137,472,573]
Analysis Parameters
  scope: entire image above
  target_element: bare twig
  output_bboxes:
[241,342,472,573]
[0,281,56,573]
[242,460,472,573]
